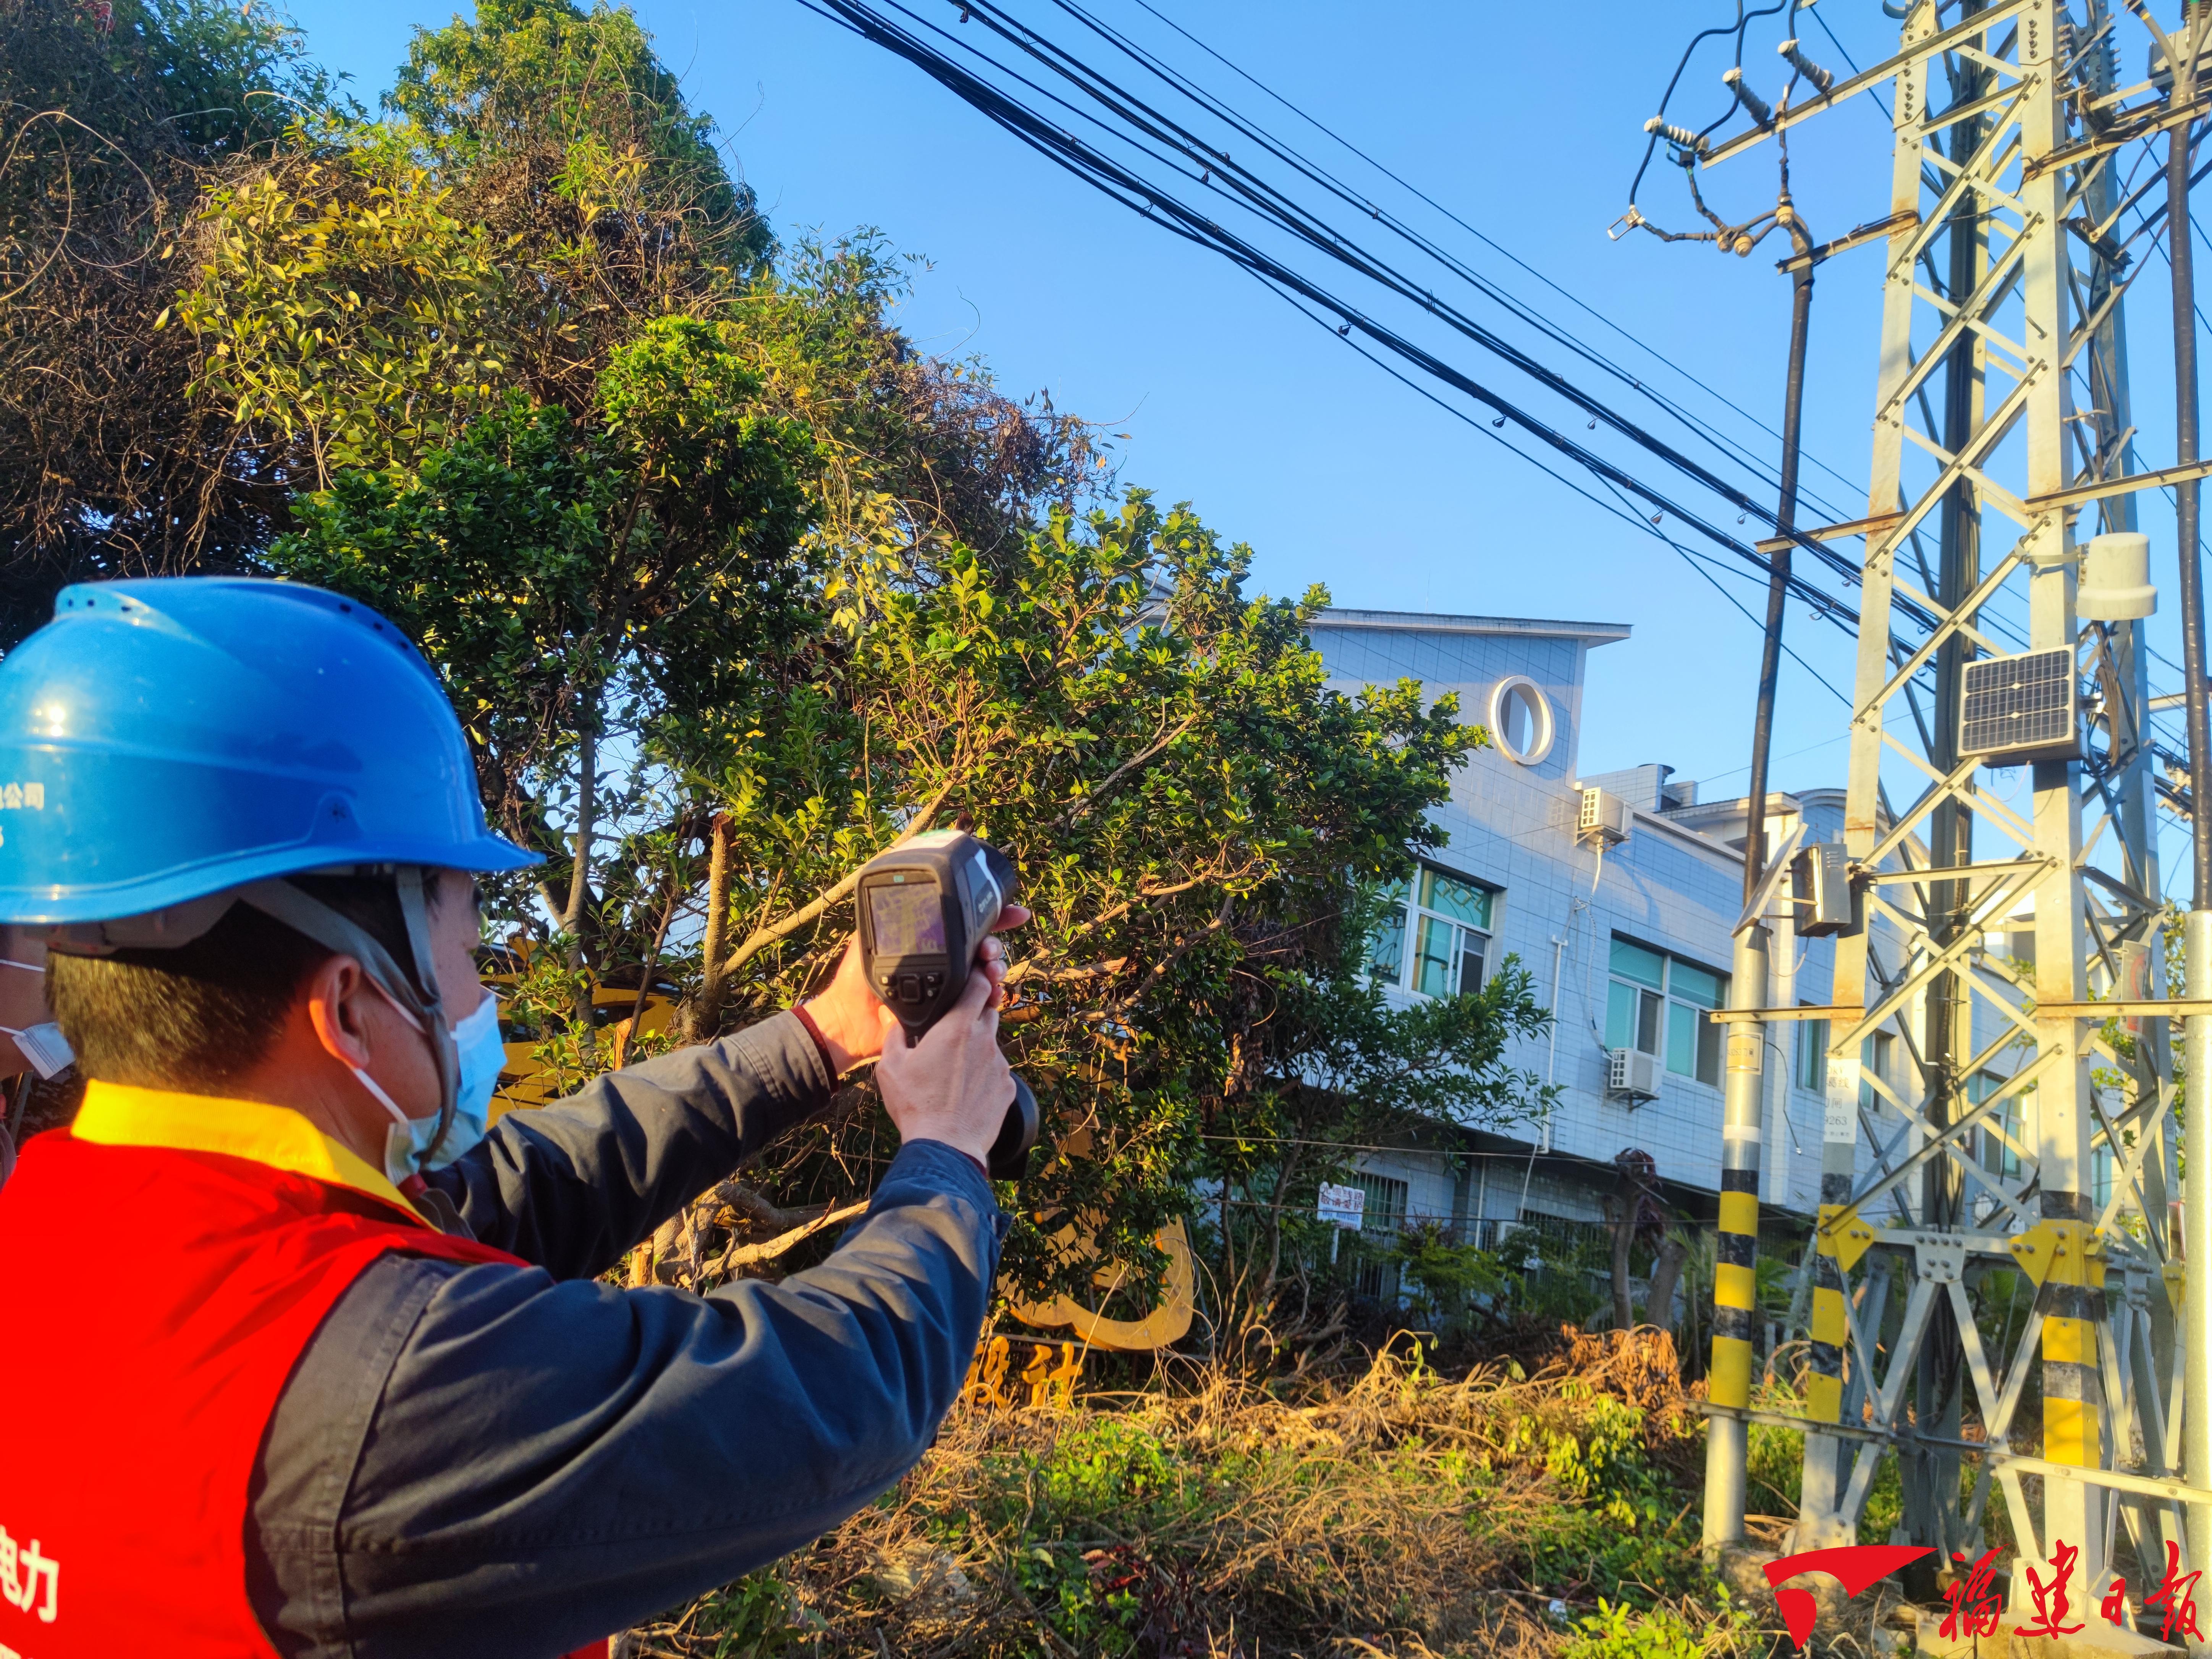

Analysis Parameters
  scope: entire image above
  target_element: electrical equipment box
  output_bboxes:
[1606,1047,1662,1104]
[1578,785,1630,847]
[1960,647,2080,766]
[2080,531,2156,621]
[1788,840,1859,938]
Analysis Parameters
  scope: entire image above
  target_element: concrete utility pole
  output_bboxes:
[2159,0,2212,1640]
[1707,199,1820,1555]
[1619,55,1834,1555]
[1635,0,2212,1629]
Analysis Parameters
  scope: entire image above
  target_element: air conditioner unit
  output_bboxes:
[1578,785,1630,847]
[1959,647,2080,766]
[1606,1047,1662,1104]
[1788,839,1858,938]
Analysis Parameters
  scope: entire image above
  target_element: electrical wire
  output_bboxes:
[1114,0,1869,508]
[943,0,1879,575]
[792,0,1934,645]
[1059,0,1868,524]
[1254,269,1858,701]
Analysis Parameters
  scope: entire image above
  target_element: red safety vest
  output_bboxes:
[0,1082,609,1659]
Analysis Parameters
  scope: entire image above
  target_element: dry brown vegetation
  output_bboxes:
[623,1331,1798,1659]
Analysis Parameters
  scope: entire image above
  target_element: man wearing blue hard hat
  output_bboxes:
[0,578,1024,1659]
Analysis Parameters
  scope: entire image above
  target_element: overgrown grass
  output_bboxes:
[629,1332,1784,1659]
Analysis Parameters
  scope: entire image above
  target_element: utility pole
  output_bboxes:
[1708,197,1819,1554]
[1635,48,1837,1556]
[2157,0,2212,1640]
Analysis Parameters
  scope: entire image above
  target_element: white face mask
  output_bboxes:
[2,1021,73,1080]
[0,955,72,1080]
[346,981,498,1188]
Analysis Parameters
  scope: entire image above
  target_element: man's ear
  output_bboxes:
[302,954,375,1071]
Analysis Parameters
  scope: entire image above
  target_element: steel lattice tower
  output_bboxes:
[1692,0,2212,1632]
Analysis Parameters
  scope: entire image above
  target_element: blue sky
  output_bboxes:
[281,0,2202,872]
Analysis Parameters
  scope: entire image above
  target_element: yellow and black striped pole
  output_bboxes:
[1796,1026,1872,1549]
[1703,923,1769,1549]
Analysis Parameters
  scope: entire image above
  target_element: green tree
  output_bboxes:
[387,0,771,409]
[171,134,511,485]
[1196,879,1555,1364]
[35,0,1559,1328]
[267,315,820,1052]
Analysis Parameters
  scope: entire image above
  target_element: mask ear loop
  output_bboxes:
[391,867,460,1163]
[234,874,458,1145]
[350,977,427,1131]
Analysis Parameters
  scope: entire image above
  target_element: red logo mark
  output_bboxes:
[2016,1538,2085,1638]
[1944,1547,2003,1640]
[2144,1540,2206,1644]
[1764,1545,1935,1650]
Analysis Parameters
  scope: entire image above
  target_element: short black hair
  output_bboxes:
[49,875,431,1093]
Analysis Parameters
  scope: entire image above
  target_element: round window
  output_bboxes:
[1488,676,1555,766]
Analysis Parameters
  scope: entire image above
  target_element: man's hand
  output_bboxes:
[873,956,1014,1165]
[802,905,1032,1075]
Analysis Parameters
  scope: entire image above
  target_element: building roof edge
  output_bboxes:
[1311,608,1632,644]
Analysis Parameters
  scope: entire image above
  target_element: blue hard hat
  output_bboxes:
[0,577,540,925]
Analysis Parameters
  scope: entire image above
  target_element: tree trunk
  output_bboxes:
[690,814,732,1042]
[563,710,599,1064]
[1608,1198,1635,1332]
[1644,1229,1689,1333]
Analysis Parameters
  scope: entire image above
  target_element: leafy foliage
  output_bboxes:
[1561,1594,1758,1659]
[173,139,511,482]
[387,0,771,409]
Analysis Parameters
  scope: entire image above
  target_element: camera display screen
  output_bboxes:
[868,879,947,956]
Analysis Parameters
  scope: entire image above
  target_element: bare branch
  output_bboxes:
[708,1196,870,1272]
[716,773,960,979]
[1054,710,1195,829]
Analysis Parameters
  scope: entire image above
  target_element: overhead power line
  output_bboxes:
[1067,0,1869,522]
[793,0,1917,642]
[943,0,1891,597]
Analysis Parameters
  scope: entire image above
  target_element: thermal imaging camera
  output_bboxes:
[855,830,1039,1180]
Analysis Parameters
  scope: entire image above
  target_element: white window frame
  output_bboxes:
[1367,865,1497,999]
[1606,937,1724,1087]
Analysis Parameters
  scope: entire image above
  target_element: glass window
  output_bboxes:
[1501,689,1530,754]
[1351,1171,1408,1235]
[1666,1000,1698,1077]
[1664,959,1724,1083]
[1415,914,1461,997]
[1609,937,1726,1083]
[1670,962,1722,1009]
[1609,938,1665,990]
[1607,979,1637,1049]
[1859,1031,1897,1111]
[1969,1072,2023,1180]
[1402,865,1494,1001]
[1797,1016,1829,1091]
[1420,869,1492,930]
[1366,880,1408,985]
